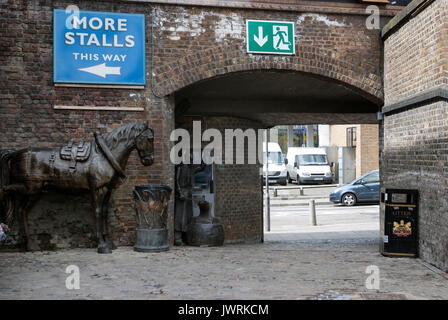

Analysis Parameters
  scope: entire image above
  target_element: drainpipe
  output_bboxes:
[265,129,270,232]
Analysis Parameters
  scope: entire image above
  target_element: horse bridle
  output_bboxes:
[94,128,153,179]
[94,132,126,179]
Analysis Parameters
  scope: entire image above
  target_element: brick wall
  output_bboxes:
[382,101,448,270]
[152,5,385,105]
[0,0,175,249]
[383,0,447,106]
[207,117,264,244]
[357,124,379,177]
[177,116,264,244]
[382,0,448,271]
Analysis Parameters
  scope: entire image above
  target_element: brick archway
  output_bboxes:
[153,45,383,105]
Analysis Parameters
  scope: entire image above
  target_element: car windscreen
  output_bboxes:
[264,151,283,164]
[297,154,328,165]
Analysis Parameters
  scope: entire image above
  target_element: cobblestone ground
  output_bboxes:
[1,241,447,300]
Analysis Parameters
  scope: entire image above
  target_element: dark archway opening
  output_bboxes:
[175,70,380,126]
[173,70,381,245]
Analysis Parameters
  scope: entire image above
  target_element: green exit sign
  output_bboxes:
[246,20,295,55]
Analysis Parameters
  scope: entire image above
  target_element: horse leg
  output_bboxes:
[0,189,6,222]
[3,183,40,251]
[14,195,27,250]
[0,184,26,219]
[102,188,117,250]
[91,188,111,254]
[1,184,27,224]
[22,195,40,251]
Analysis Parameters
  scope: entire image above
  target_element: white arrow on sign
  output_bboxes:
[78,63,121,78]
[254,26,268,47]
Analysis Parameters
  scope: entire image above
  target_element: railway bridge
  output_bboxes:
[1,0,447,271]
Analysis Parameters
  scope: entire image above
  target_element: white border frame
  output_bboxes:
[246,19,295,55]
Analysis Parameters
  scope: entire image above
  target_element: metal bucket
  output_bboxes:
[133,185,172,252]
[186,223,225,247]
[185,200,225,247]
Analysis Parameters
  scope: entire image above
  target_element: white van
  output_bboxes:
[263,142,287,185]
[286,147,332,184]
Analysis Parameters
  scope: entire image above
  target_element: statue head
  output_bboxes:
[135,122,154,166]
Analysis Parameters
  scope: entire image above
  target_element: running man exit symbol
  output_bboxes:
[246,20,294,55]
[273,26,291,50]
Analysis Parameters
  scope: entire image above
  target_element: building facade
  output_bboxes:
[330,124,379,178]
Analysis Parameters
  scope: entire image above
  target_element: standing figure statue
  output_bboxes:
[174,160,205,245]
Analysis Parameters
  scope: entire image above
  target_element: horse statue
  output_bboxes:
[0,121,154,254]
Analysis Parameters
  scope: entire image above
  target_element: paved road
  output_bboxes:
[264,204,379,242]
[1,201,447,300]
[1,241,447,300]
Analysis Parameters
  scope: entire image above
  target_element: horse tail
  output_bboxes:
[0,149,15,226]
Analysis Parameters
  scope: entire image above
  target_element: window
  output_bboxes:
[296,154,328,166]
[264,151,283,164]
[346,127,357,147]
[361,0,390,3]
[363,172,379,184]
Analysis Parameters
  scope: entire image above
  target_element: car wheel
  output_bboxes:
[342,193,357,206]
[279,177,287,186]
[287,173,292,184]
[296,174,301,185]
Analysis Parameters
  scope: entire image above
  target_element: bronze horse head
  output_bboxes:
[135,126,154,166]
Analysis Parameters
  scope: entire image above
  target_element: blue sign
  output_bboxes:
[53,9,145,85]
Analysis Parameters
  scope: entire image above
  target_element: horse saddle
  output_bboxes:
[60,141,91,171]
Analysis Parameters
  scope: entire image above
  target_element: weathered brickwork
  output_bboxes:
[151,6,385,104]
[382,101,448,271]
[0,0,175,249]
[177,116,264,243]
[206,117,264,243]
[382,0,448,271]
[383,0,448,105]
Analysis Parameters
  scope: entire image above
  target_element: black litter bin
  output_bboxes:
[381,189,418,257]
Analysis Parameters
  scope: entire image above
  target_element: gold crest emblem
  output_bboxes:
[393,220,412,236]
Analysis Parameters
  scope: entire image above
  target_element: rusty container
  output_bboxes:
[133,185,172,252]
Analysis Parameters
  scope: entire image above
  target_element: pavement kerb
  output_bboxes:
[264,184,340,190]
[270,196,331,201]
[270,199,334,207]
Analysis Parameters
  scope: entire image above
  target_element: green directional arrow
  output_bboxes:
[246,20,295,55]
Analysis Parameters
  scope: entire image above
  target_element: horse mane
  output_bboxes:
[105,122,151,149]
